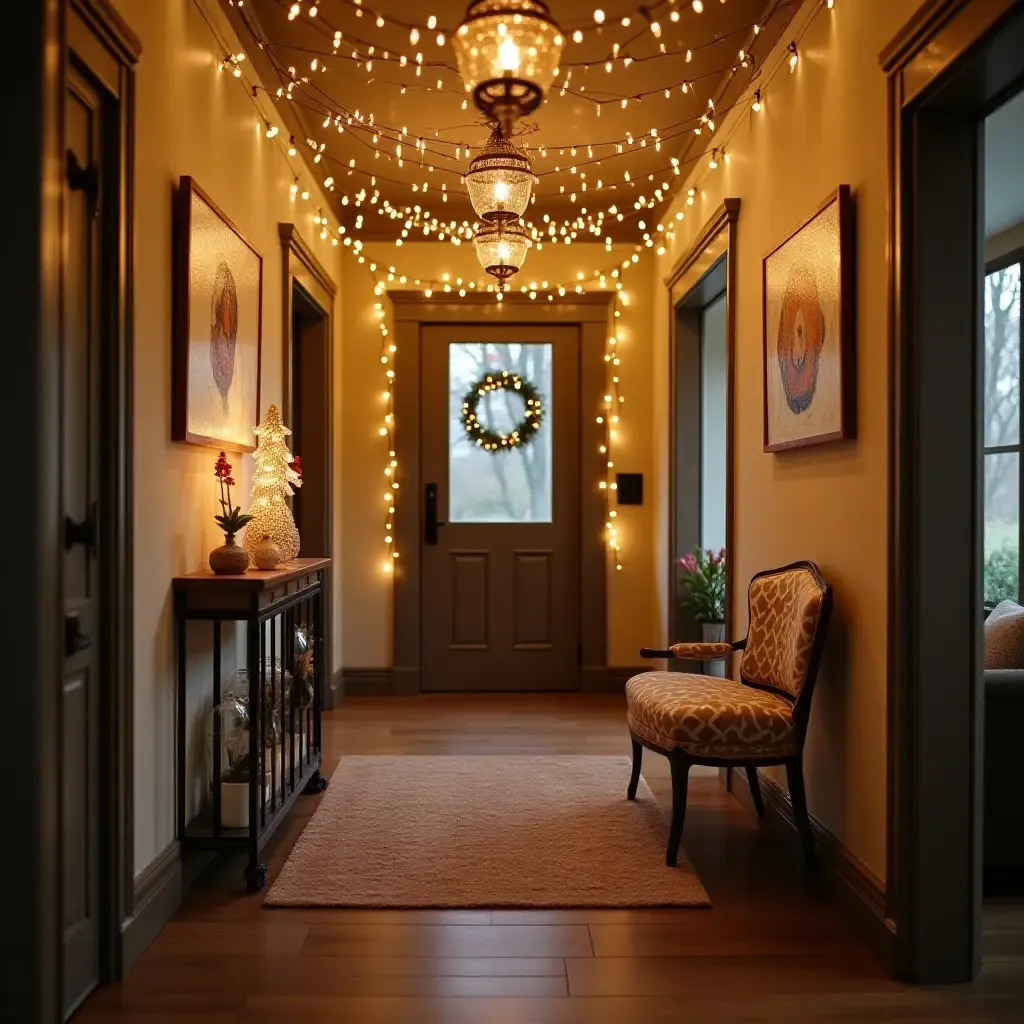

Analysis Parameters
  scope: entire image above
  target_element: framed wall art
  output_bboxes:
[762,184,854,452]
[173,176,262,452]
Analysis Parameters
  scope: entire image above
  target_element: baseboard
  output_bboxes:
[580,666,640,693]
[339,666,634,695]
[729,768,895,971]
[121,840,182,971]
[339,667,395,696]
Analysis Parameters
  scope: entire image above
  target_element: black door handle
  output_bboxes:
[425,483,446,545]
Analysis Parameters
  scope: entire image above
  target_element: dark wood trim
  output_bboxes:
[666,200,740,651]
[68,0,139,991]
[5,2,65,1018]
[761,185,855,453]
[172,175,264,453]
[882,0,1024,984]
[72,0,141,65]
[389,292,614,691]
[337,667,395,697]
[580,666,641,693]
[663,198,740,290]
[279,222,336,705]
[121,841,181,972]
[729,768,895,971]
[986,243,1024,276]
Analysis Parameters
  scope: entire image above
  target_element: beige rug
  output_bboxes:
[265,755,710,908]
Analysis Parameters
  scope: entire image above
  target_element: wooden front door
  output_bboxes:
[420,324,581,691]
[62,60,105,1016]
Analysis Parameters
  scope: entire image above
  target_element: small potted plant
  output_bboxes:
[209,695,253,829]
[209,451,253,574]
[677,548,727,670]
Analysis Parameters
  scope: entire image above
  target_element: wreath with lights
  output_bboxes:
[460,370,546,453]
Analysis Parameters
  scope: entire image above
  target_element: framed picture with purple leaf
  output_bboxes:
[762,184,855,452]
[173,175,263,453]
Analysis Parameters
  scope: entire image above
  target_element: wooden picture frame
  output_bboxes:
[762,185,854,452]
[173,176,262,452]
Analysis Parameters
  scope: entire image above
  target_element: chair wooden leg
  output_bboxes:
[627,737,642,800]
[745,765,765,819]
[786,757,815,867]
[666,752,692,867]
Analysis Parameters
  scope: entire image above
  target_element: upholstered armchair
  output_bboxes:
[625,561,833,867]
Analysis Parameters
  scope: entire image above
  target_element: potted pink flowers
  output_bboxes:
[209,451,254,574]
[677,547,727,643]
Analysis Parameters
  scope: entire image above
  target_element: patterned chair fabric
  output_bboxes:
[669,641,733,661]
[625,671,797,759]
[739,566,826,698]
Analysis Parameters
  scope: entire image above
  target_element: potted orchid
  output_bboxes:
[209,451,253,574]
[677,547,727,643]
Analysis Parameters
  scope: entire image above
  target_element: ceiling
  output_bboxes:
[226,0,799,243]
[985,88,1024,240]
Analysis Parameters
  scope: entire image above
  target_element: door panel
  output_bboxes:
[63,64,103,1016]
[421,325,580,691]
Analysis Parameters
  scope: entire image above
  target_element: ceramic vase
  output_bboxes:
[701,620,727,677]
[253,534,282,571]
[209,533,249,575]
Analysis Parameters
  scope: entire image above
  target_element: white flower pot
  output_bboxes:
[701,621,727,678]
[220,781,250,829]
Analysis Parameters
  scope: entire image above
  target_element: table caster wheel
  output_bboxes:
[244,861,268,891]
[304,770,328,794]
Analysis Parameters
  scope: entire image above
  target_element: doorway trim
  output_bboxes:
[881,0,1024,983]
[664,200,740,649]
[389,290,614,694]
[279,223,337,702]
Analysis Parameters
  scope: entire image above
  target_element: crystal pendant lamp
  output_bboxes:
[463,128,537,223]
[473,220,532,281]
[453,0,564,134]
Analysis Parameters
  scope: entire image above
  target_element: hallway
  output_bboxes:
[78,696,1024,1022]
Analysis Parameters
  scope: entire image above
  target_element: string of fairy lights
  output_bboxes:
[210,0,840,577]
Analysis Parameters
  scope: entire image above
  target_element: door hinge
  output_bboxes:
[66,150,99,213]
[65,502,98,555]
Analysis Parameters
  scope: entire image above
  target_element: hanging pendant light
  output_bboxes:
[473,220,531,280]
[453,0,564,134]
[464,127,537,223]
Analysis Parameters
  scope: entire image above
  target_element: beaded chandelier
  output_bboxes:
[472,220,531,280]
[453,0,564,134]
[464,127,536,223]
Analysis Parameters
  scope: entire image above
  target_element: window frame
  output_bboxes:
[983,245,1024,605]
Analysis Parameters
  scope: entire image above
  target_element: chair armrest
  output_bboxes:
[639,641,742,660]
[984,669,1024,693]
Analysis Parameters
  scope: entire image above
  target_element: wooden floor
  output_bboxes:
[79,695,1024,1022]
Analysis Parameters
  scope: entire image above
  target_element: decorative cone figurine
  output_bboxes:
[244,404,302,565]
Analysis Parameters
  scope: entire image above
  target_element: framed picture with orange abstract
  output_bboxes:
[172,175,263,453]
[762,185,854,452]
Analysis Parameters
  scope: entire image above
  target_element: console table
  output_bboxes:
[173,558,330,890]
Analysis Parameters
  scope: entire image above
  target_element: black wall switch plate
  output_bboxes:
[616,472,643,505]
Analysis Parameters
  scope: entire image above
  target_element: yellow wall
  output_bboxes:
[340,243,660,667]
[652,0,927,883]
[112,0,342,876]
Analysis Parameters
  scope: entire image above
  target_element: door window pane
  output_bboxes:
[700,292,728,552]
[448,341,553,523]
[984,451,1019,603]
[984,263,1021,448]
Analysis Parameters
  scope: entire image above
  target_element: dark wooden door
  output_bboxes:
[420,324,581,691]
[62,61,104,1017]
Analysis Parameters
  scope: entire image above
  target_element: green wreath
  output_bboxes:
[460,370,546,453]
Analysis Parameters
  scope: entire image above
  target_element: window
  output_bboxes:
[447,341,553,523]
[984,257,1023,604]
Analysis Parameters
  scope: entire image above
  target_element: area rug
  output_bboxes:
[264,755,710,907]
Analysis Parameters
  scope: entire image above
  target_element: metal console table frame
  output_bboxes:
[174,558,330,890]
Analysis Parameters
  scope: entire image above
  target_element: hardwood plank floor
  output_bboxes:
[77,694,1024,1022]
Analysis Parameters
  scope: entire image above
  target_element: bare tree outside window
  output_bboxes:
[448,342,553,523]
[983,262,1022,603]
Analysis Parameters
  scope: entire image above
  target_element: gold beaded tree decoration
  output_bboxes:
[244,404,302,564]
